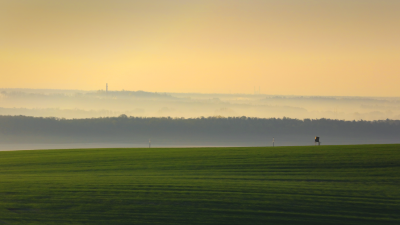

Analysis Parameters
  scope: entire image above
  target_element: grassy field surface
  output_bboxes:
[0,145,399,224]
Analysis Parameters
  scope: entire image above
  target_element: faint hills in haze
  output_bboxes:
[1,88,400,120]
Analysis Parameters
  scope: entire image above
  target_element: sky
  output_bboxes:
[1,0,399,96]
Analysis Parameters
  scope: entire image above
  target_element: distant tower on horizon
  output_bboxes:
[106,83,108,93]
[149,138,151,148]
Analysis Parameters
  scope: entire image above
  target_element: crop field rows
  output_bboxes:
[0,145,399,224]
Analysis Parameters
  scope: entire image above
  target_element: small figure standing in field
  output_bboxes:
[315,136,320,146]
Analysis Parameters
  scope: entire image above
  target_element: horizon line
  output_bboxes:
[1,87,399,98]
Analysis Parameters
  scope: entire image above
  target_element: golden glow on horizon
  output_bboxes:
[0,0,399,96]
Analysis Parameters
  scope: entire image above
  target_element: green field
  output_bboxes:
[0,145,399,225]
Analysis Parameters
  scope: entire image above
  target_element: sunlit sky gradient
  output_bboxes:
[1,0,399,96]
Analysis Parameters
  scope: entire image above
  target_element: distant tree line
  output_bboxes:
[1,115,399,138]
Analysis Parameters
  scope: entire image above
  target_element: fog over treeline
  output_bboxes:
[1,88,399,150]
[1,88,400,120]
[0,115,399,150]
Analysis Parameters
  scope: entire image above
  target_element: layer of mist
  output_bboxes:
[0,115,399,150]
[1,88,399,150]
[1,88,400,120]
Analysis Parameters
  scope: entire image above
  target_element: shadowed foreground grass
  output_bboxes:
[0,145,399,224]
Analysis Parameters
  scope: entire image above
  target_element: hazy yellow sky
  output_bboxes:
[1,0,399,96]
